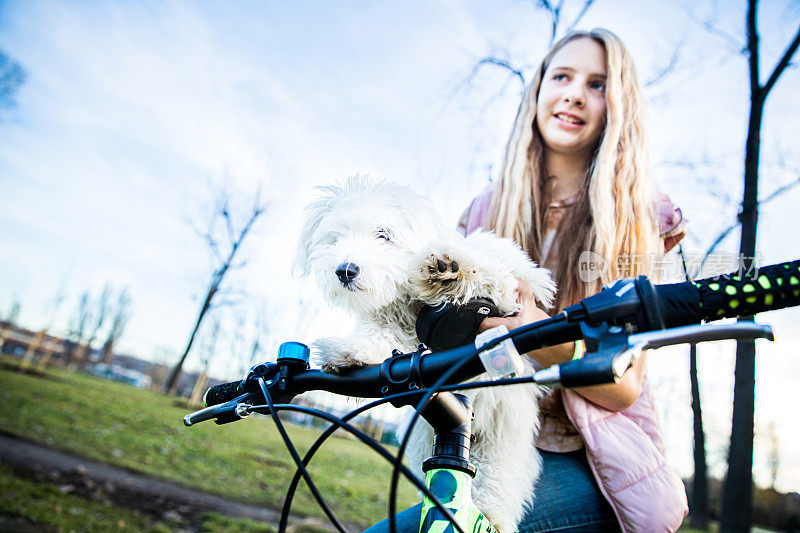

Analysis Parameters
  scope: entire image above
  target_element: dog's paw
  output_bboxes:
[312,337,373,373]
[418,252,469,301]
[319,358,365,374]
[317,351,370,374]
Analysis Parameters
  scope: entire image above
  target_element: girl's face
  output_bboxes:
[535,38,607,162]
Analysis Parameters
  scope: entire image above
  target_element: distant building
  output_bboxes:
[0,320,71,361]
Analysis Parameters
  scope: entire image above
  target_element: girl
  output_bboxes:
[465,28,688,532]
[368,28,688,532]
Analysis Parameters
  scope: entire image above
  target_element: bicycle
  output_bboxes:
[184,259,800,533]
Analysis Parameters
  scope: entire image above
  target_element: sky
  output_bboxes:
[1,1,799,493]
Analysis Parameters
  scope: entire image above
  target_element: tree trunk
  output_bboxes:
[163,286,216,394]
[689,343,709,528]
[189,371,209,407]
[101,338,114,364]
[163,193,264,395]
[720,5,763,527]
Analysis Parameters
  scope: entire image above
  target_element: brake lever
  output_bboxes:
[182,395,253,426]
[534,322,774,387]
[627,322,774,350]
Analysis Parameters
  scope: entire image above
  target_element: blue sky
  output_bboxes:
[1,1,799,492]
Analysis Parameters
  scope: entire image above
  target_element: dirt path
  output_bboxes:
[0,432,362,532]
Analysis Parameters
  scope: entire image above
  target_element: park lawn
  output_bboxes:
[0,463,280,533]
[0,361,417,527]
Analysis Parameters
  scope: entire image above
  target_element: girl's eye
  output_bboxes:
[376,229,393,241]
[553,73,568,81]
[590,80,605,92]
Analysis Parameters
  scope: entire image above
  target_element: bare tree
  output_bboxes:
[676,163,799,527]
[146,346,173,390]
[237,301,271,377]
[448,0,597,110]
[678,245,711,528]
[64,291,92,366]
[0,297,21,354]
[536,0,597,46]
[688,341,710,527]
[763,420,780,490]
[77,285,111,366]
[163,187,267,394]
[189,318,220,406]
[100,288,132,364]
[719,3,800,530]
[696,174,800,274]
[4,298,21,323]
[25,276,69,367]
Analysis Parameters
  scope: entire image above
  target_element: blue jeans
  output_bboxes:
[364,450,618,532]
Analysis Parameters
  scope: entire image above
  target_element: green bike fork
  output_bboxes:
[416,392,498,533]
[420,468,497,533]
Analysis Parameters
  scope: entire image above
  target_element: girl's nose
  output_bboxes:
[563,84,585,106]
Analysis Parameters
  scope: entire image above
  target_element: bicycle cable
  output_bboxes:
[247,394,465,532]
[256,377,348,533]
[280,373,541,529]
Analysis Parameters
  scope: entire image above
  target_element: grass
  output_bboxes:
[1,463,156,532]
[0,360,417,527]
[0,463,280,532]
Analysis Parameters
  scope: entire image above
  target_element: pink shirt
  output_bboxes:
[462,186,688,531]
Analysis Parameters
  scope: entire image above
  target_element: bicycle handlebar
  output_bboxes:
[198,259,798,413]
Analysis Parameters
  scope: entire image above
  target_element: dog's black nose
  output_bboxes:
[335,262,360,284]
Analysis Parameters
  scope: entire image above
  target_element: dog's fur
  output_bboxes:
[294,178,556,532]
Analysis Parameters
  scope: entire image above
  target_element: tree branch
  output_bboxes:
[682,1,744,53]
[698,174,800,273]
[564,0,596,36]
[758,174,800,205]
[644,41,683,87]
[762,24,800,96]
[475,57,526,86]
[699,224,738,273]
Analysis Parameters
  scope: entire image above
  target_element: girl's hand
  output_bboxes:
[477,279,573,369]
[477,278,645,412]
[477,279,550,333]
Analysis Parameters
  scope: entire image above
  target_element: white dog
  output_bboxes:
[294,178,555,532]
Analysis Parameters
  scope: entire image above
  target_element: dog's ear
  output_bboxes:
[527,266,557,310]
[293,198,327,279]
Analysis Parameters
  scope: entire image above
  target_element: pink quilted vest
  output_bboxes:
[464,187,688,532]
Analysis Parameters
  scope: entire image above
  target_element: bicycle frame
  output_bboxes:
[421,468,496,533]
[413,391,498,533]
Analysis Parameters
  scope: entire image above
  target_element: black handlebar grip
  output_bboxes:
[693,259,800,321]
[653,282,704,328]
[204,380,246,407]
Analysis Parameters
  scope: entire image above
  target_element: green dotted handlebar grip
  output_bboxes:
[695,259,800,320]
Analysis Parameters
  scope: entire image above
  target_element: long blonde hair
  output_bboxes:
[486,28,660,310]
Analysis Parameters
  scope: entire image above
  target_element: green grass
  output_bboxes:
[1,463,161,532]
[0,463,279,532]
[0,361,417,527]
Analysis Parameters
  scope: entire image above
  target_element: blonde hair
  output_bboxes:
[486,28,660,310]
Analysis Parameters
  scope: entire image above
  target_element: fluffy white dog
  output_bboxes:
[295,178,555,532]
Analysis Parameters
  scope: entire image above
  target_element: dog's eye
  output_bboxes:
[375,229,393,242]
